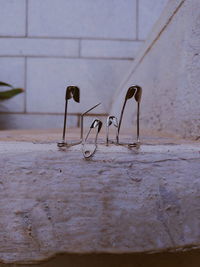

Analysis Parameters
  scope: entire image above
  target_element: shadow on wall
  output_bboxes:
[1,250,200,267]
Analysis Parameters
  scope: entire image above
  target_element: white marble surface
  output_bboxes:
[28,0,137,39]
[0,0,26,36]
[139,0,169,39]
[0,38,79,57]
[81,40,143,59]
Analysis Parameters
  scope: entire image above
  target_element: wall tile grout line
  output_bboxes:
[78,39,81,58]
[0,111,108,116]
[0,36,143,45]
[136,0,139,40]
[79,56,134,61]
[0,55,134,61]
[25,0,29,37]
[24,57,27,113]
[0,35,138,42]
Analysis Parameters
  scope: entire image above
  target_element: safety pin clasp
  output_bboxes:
[82,119,102,158]
[106,116,119,145]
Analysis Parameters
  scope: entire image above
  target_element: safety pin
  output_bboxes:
[82,119,102,158]
[117,85,142,147]
[135,85,142,143]
[57,86,80,147]
[106,116,119,145]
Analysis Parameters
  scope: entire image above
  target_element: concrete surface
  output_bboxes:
[111,0,200,139]
[0,129,199,264]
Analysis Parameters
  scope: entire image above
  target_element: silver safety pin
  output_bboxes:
[106,116,119,145]
[82,119,102,158]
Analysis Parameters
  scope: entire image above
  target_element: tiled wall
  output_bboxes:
[0,0,168,129]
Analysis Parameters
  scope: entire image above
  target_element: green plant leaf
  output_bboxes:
[0,81,13,87]
[0,88,24,100]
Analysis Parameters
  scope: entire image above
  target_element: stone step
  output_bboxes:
[0,129,199,263]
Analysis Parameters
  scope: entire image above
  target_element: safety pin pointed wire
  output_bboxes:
[82,119,103,159]
[106,116,119,146]
[80,103,101,141]
[57,86,80,148]
[117,85,142,147]
[134,86,142,144]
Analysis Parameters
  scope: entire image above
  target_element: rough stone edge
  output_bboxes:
[0,142,200,154]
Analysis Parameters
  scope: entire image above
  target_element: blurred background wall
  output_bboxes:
[0,0,168,129]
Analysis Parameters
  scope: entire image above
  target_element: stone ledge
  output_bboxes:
[0,130,199,263]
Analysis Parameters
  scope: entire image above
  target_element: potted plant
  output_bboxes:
[0,81,24,101]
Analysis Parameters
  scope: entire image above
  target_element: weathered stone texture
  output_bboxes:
[0,140,199,263]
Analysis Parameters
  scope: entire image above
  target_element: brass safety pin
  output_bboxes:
[57,86,80,148]
[117,85,142,147]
